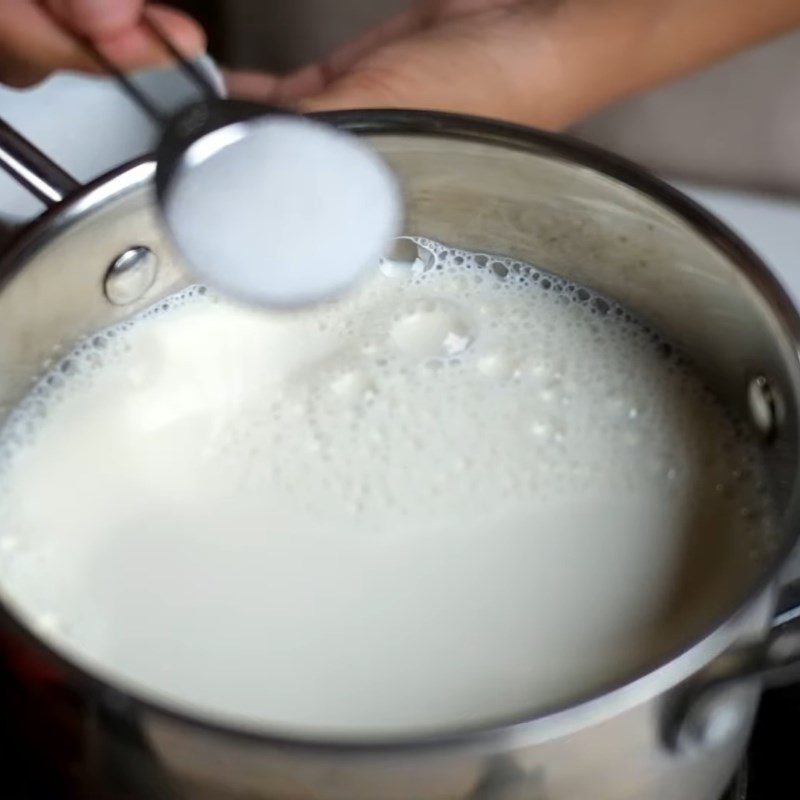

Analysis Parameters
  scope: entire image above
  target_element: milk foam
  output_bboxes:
[0,241,776,736]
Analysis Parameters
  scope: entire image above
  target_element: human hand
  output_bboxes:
[226,0,649,131]
[0,0,204,87]
[226,0,800,131]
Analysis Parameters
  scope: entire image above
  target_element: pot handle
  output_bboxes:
[0,116,80,207]
[664,583,800,753]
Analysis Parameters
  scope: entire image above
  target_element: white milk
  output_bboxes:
[0,241,776,737]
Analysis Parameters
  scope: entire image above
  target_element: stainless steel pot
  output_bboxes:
[1,110,800,800]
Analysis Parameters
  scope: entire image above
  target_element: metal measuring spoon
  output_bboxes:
[154,101,402,308]
[85,18,402,308]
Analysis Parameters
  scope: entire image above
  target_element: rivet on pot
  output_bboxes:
[104,246,158,306]
[747,376,782,443]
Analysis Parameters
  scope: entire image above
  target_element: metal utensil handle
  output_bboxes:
[665,583,800,752]
[0,117,80,208]
[77,11,221,126]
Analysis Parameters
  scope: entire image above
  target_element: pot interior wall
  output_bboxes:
[0,127,797,590]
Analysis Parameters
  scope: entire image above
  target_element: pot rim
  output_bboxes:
[1,108,799,753]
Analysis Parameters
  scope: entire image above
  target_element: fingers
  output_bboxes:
[0,1,102,85]
[296,22,575,128]
[47,0,144,37]
[93,5,206,71]
[223,68,283,103]
[0,1,205,87]
[222,66,326,108]
[298,5,622,131]
[224,6,427,108]
[298,55,573,130]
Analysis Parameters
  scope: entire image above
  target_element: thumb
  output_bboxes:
[93,5,206,72]
[46,1,206,72]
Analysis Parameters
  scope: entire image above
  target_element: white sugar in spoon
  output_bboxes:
[159,110,402,308]
[75,19,401,308]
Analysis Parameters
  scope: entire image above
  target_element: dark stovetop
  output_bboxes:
[2,679,799,798]
[746,683,800,799]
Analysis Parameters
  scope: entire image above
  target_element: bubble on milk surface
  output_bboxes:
[0,241,775,535]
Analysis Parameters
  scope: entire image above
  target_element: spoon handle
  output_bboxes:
[0,116,80,206]
[141,13,220,103]
[78,38,169,125]
[77,10,221,126]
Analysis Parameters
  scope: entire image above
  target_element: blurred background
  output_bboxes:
[173,0,800,196]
